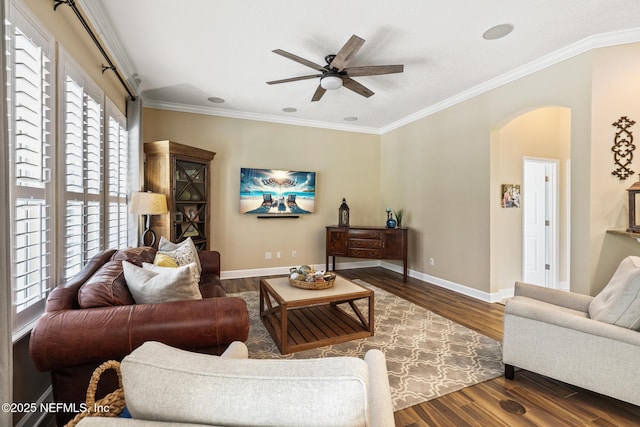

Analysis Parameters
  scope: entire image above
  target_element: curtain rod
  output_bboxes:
[53,0,136,100]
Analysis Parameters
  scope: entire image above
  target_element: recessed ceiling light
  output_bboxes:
[207,97,225,103]
[282,107,297,113]
[344,117,358,122]
[482,23,514,40]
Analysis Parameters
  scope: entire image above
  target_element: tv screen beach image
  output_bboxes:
[240,168,316,214]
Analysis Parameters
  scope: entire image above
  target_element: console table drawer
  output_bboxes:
[348,248,381,258]
[348,238,382,249]
[326,226,408,282]
[348,229,382,239]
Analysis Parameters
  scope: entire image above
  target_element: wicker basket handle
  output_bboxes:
[85,360,123,407]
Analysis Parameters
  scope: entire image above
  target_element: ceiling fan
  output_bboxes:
[266,34,404,102]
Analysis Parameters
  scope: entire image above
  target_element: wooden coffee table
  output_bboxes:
[259,275,374,354]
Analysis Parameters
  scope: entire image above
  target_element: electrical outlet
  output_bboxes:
[429,257,435,266]
[265,252,272,260]
[276,251,281,259]
[292,250,297,258]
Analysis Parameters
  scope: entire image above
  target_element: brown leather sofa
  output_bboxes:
[29,246,249,426]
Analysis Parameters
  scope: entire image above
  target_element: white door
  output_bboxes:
[522,159,557,287]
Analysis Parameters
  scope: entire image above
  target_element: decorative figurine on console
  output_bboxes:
[385,207,397,228]
[339,198,350,227]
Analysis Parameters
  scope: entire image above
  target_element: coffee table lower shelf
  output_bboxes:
[262,304,372,354]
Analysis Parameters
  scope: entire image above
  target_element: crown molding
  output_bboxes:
[142,98,382,134]
[78,2,640,135]
[78,0,141,94]
[379,27,640,134]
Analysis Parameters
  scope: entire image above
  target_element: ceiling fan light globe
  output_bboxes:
[320,75,343,90]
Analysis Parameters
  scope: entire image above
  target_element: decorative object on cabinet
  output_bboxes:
[612,116,636,180]
[386,213,397,229]
[339,198,350,226]
[385,207,396,228]
[626,174,640,232]
[129,191,168,247]
[394,209,404,227]
[240,168,316,216]
[144,140,216,250]
[326,226,408,282]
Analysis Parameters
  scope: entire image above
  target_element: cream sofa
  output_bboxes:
[77,341,395,427]
[503,256,640,406]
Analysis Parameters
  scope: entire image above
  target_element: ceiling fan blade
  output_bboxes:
[311,85,326,102]
[342,77,374,98]
[329,35,365,71]
[272,49,326,71]
[266,74,322,85]
[345,64,404,77]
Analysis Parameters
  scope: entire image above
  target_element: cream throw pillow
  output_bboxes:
[122,261,202,304]
[142,262,200,289]
[158,236,202,277]
[589,256,640,330]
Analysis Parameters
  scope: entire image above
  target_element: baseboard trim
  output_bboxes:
[223,261,506,303]
[16,385,54,427]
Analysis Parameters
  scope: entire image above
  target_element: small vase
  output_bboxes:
[386,214,397,229]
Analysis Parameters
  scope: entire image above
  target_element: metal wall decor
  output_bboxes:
[612,116,636,180]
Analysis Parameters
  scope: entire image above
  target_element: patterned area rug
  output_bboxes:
[231,279,503,411]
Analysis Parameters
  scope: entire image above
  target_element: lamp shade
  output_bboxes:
[320,75,343,90]
[129,191,168,215]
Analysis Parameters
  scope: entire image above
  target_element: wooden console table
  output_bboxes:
[326,226,408,282]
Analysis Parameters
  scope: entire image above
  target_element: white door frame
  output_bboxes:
[522,157,559,288]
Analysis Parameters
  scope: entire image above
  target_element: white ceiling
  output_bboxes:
[81,0,640,134]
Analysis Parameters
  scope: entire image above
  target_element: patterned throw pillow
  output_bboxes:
[158,236,202,274]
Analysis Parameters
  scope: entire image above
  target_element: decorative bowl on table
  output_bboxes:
[288,265,336,290]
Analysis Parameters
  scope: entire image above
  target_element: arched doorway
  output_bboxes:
[490,106,571,295]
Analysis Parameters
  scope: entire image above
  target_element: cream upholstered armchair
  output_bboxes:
[77,341,395,427]
[503,256,640,406]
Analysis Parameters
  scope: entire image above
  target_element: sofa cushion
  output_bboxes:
[77,247,155,308]
[121,341,370,427]
[589,256,640,330]
[122,261,202,304]
[158,236,202,275]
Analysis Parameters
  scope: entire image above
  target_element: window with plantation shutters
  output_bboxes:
[61,59,104,281]
[6,2,131,337]
[6,3,54,334]
[105,100,129,249]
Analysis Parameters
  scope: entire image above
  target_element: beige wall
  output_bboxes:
[381,52,593,296]
[143,110,381,273]
[590,43,640,294]
[142,43,640,297]
[490,107,571,293]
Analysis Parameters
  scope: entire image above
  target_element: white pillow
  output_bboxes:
[589,256,640,330]
[122,261,202,304]
[158,236,202,276]
[142,261,200,287]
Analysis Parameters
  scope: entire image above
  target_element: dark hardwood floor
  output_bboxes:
[221,267,640,426]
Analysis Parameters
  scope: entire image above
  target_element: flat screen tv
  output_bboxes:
[240,168,316,215]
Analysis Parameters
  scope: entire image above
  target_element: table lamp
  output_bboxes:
[129,191,168,246]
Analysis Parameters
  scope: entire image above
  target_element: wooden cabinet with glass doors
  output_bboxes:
[143,140,216,250]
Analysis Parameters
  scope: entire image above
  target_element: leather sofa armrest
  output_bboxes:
[199,250,221,277]
[30,296,249,372]
[514,281,593,312]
